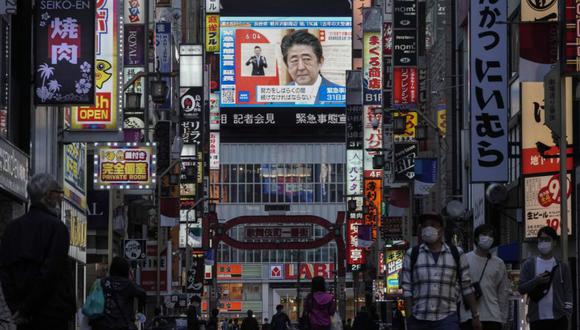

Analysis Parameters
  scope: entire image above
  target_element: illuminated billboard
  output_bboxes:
[219,17,351,107]
[94,143,157,189]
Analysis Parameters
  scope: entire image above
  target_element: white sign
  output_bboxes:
[524,174,572,238]
[209,132,220,170]
[210,93,220,130]
[347,149,364,211]
[206,0,220,13]
[179,223,202,248]
[270,265,283,279]
[124,239,146,260]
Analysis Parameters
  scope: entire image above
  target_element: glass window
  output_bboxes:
[231,185,238,203]
[321,246,329,262]
[239,165,246,183]
[231,165,238,183]
[254,184,262,203]
[222,165,230,183]
[337,164,344,183]
[337,183,344,203]
[243,284,261,300]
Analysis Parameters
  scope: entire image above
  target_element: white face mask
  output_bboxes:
[478,235,494,250]
[538,241,553,255]
[421,226,439,244]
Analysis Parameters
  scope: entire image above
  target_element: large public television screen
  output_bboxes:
[219,17,352,108]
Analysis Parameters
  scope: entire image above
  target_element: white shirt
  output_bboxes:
[459,251,510,323]
[536,256,556,320]
[295,75,322,104]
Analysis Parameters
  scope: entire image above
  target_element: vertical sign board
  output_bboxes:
[124,25,145,67]
[123,67,145,129]
[346,218,366,265]
[347,149,364,212]
[525,174,572,238]
[34,0,95,105]
[363,178,382,239]
[64,143,87,210]
[392,67,417,107]
[62,201,87,263]
[209,132,220,170]
[0,1,16,15]
[155,22,172,109]
[209,93,220,130]
[206,15,220,53]
[565,0,580,73]
[206,0,220,13]
[70,0,119,130]
[470,0,508,182]
[521,82,573,175]
[180,88,204,145]
[521,0,558,21]
[124,0,145,24]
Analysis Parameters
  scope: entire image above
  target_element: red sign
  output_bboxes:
[140,242,168,293]
[271,265,283,279]
[363,178,382,240]
[347,218,366,265]
[284,263,335,280]
[393,67,417,105]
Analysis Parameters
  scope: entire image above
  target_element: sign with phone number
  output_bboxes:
[524,174,572,238]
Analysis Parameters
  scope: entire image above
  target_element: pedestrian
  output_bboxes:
[90,256,146,330]
[233,318,240,330]
[401,213,481,330]
[207,309,220,330]
[262,318,271,330]
[0,173,76,330]
[223,318,230,330]
[518,226,573,330]
[352,307,376,330]
[187,296,203,330]
[459,224,510,330]
[271,304,291,330]
[343,318,352,330]
[241,310,259,330]
[302,276,336,330]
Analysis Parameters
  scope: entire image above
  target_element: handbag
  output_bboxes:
[330,313,342,330]
[82,279,105,319]
[529,264,559,302]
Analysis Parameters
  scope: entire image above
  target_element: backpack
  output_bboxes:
[409,244,462,286]
[82,279,105,319]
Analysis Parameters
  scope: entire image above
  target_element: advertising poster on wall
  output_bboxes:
[220,17,351,107]
[525,174,572,238]
[34,0,95,105]
[521,82,573,175]
[62,201,87,263]
[94,144,157,189]
[385,249,404,295]
[63,142,87,209]
[70,0,119,130]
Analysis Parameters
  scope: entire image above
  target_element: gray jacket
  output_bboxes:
[518,256,573,323]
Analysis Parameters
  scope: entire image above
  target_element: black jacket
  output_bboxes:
[91,276,146,330]
[0,203,76,322]
[241,316,259,330]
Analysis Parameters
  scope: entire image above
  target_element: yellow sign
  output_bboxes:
[206,15,220,52]
[95,145,156,189]
[393,111,417,142]
[437,108,446,136]
[63,143,87,209]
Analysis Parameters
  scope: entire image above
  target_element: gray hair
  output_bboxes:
[27,173,60,202]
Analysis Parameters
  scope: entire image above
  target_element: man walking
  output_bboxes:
[270,305,291,330]
[460,224,510,330]
[0,174,76,330]
[519,226,573,330]
[401,213,481,330]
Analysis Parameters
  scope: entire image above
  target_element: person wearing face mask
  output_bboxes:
[518,226,573,330]
[459,225,510,330]
[401,214,481,330]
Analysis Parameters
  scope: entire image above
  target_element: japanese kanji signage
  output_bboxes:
[70,0,119,130]
[180,88,203,145]
[385,249,404,295]
[363,178,382,239]
[469,0,508,182]
[363,31,383,105]
[347,217,366,265]
[210,93,220,130]
[383,22,393,56]
[244,225,312,242]
[393,67,417,106]
[346,105,363,149]
[34,0,95,105]
[209,132,220,170]
[155,22,172,109]
[94,144,157,189]
[565,0,580,72]
[0,1,16,15]
[521,81,573,175]
[123,67,145,129]
[63,142,86,210]
[206,15,220,52]
[525,174,572,238]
